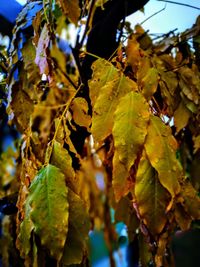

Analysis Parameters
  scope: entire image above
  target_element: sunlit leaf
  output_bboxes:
[51,141,76,192]
[91,72,137,143]
[89,59,120,108]
[145,115,181,197]
[29,164,69,261]
[112,91,150,201]
[135,152,170,235]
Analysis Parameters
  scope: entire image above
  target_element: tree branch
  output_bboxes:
[157,0,200,10]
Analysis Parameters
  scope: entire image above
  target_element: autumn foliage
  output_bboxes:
[0,0,200,266]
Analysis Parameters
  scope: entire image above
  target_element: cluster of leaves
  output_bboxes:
[1,0,200,266]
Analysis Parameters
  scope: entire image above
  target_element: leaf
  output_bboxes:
[126,36,141,73]
[112,92,150,201]
[70,97,91,130]
[91,72,137,143]
[139,67,159,100]
[89,59,120,108]
[35,24,50,75]
[174,100,191,133]
[62,189,90,265]
[29,164,69,261]
[135,152,171,235]
[10,86,34,132]
[51,141,76,192]
[180,179,200,219]
[179,66,200,105]
[145,115,181,198]
[58,0,80,25]
[175,203,192,231]
[17,201,34,259]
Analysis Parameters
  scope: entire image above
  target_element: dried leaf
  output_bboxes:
[35,24,50,75]
[180,179,200,219]
[58,0,80,25]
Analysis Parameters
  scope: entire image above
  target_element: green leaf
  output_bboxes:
[51,141,76,192]
[29,164,69,261]
[62,189,90,265]
[91,71,137,143]
[145,115,181,198]
[112,91,150,201]
[135,152,171,235]
[17,200,34,259]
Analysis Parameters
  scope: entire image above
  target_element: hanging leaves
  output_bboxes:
[91,60,137,143]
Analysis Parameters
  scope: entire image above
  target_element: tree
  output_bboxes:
[0,0,200,266]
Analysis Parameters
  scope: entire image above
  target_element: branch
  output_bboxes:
[141,4,166,25]
[157,0,200,10]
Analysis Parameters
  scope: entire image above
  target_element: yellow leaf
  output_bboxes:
[126,36,141,73]
[135,152,170,235]
[145,115,181,197]
[112,92,150,201]
[91,73,137,143]
[139,67,159,100]
[70,97,91,130]
[89,59,120,108]
[174,101,191,133]
[51,141,76,192]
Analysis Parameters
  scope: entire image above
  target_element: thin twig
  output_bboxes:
[79,0,96,48]
[141,5,166,25]
[157,0,200,10]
